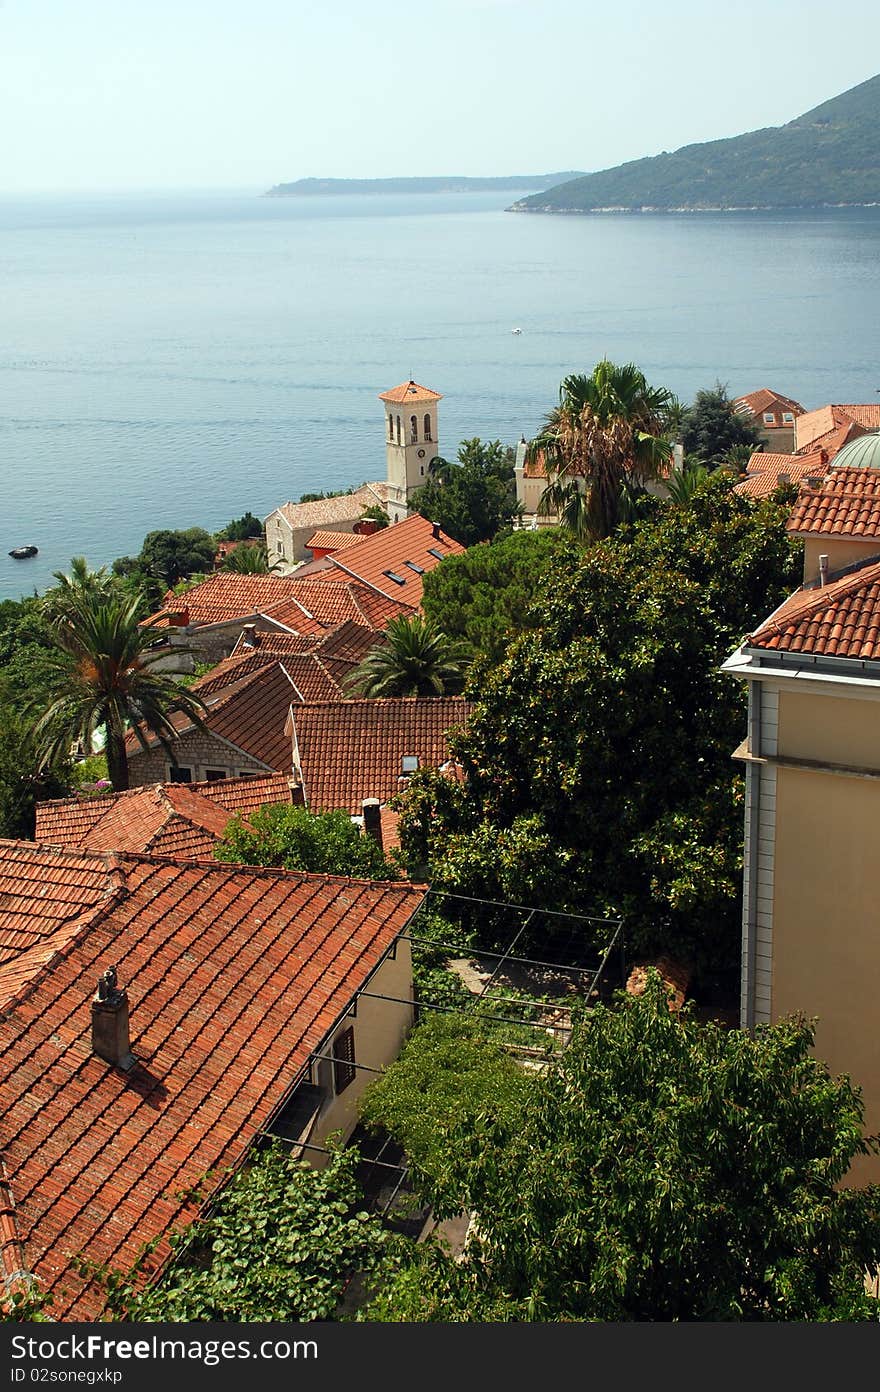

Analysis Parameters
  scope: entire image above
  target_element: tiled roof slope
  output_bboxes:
[305,530,367,553]
[239,618,382,668]
[734,388,805,418]
[124,660,297,772]
[748,557,880,660]
[198,630,378,704]
[264,580,414,635]
[291,697,473,812]
[733,451,829,500]
[0,845,112,1001]
[378,380,442,404]
[273,484,389,532]
[795,405,869,455]
[155,574,303,628]
[787,466,880,538]
[0,844,424,1317]
[326,514,465,605]
[35,776,294,858]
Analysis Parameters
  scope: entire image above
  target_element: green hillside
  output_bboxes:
[509,74,880,213]
[267,173,584,196]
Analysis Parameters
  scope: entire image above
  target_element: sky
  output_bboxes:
[2,0,879,192]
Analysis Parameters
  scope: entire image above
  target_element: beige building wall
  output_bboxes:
[801,537,880,585]
[128,730,273,786]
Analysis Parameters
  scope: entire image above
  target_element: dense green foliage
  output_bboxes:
[347,614,471,698]
[360,1014,531,1193]
[0,703,71,838]
[93,1144,394,1322]
[214,803,400,879]
[358,504,390,529]
[397,475,802,980]
[680,383,763,465]
[409,438,520,546]
[367,977,880,1322]
[221,541,272,573]
[421,528,570,664]
[511,73,880,211]
[112,527,217,608]
[529,362,677,540]
[216,511,264,542]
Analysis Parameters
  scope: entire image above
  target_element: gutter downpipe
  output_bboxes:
[743,678,761,1032]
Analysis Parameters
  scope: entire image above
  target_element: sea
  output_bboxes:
[2,188,880,601]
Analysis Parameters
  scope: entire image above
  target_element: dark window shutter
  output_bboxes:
[333,1025,356,1094]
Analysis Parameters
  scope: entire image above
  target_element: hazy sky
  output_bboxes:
[2,0,879,191]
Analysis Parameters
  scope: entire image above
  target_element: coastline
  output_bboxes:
[507,201,880,214]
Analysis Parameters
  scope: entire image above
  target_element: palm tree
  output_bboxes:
[222,542,278,574]
[35,589,208,792]
[346,615,471,698]
[665,459,711,505]
[43,556,116,622]
[528,360,677,541]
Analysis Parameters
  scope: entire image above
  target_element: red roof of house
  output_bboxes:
[305,530,367,553]
[0,843,424,1317]
[263,579,415,636]
[734,388,805,419]
[272,484,389,533]
[324,514,465,606]
[787,465,880,539]
[378,380,442,405]
[748,557,880,660]
[34,775,294,857]
[290,697,473,813]
[149,572,410,635]
[795,405,871,455]
[733,450,829,500]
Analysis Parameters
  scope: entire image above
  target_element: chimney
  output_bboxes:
[241,623,259,648]
[362,798,383,848]
[818,554,829,587]
[776,473,791,486]
[819,448,829,465]
[286,775,305,807]
[353,519,380,536]
[431,522,441,540]
[165,607,189,628]
[91,967,135,1071]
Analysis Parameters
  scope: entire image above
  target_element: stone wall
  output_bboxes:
[128,730,276,786]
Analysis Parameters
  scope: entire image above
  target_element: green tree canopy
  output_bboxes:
[367,977,880,1322]
[0,697,72,839]
[216,511,264,542]
[396,474,803,981]
[680,382,764,465]
[347,614,471,698]
[409,438,520,547]
[214,803,400,880]
[421,528,573,664]
[221,541,273,573]
[113,527,217,597]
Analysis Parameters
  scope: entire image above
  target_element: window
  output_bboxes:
[388,414,394,441]
[763,412,776,425]
[782,412,794,423]
[204,768,227,781]
[424,414,432,442]
[382,569,408,585]
[238,770,262,779]
[332,1025,356,1094]
[404,560,424,574]
[410,415,418,444]
[401,755,419,774]
[396,415,401,444]
[427,546,446,561]
[168,765,193,784]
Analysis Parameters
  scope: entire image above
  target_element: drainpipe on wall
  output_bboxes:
[742,681,762,1032]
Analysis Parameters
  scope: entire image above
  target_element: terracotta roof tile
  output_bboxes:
[748,557,880,659]
[35,776,295,857]
[325,514,465,605]
[787,465,880,538]
[264,580,415,635]
[305,530,368,553]
[734,388,805,418]
[273,484,390,533]
[733,450,829,499]
[290,697,473,812]
[794,405,874,455]
[0,843,424,1317]
[378,380,442,405]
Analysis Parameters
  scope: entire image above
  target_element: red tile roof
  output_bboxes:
[305,530,367,553]
[733,450,829,500]
[273,483,389,533]
[35,775,294,857]
[748,557,880,660]
[734,388,805,419]
[378,380,442,405]
[325,514,465,605]
[263,579,415,636]
[0,843,424,1317]
[787,465,880,539]
[795,405,870,455]
[290,697,473,812]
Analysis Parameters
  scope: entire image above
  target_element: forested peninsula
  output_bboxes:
[265,173,584,196]
[509,73,880,213]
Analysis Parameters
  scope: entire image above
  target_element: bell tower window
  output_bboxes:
[424,414,432,442]
[396,415,401,444]
[410,415,418,444]
[388,414,394,440]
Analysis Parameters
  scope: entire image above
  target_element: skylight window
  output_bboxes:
[404,560,425,574]
[382,569,407,586]
[427,547,446,561]
[401,755,419,773]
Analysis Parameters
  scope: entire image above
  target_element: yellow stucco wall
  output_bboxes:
[802,537,880,584]
[777,689,880,771]
[771,757,880,1185]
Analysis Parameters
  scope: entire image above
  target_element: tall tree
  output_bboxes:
[35,590,207,791]
[347,615,471,698]
[529,361,677,541]
[366,975,880,1322]
[410,438,520,547]
[221,542,275,573]
[214,804,399,880]
[679,382,763,465]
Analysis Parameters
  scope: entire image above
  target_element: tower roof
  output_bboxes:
[379,379,443,404]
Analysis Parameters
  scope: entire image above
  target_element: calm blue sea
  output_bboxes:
[2,188,880,600]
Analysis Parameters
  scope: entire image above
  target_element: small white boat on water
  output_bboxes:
[511,327,523,334]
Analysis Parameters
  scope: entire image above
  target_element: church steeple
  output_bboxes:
[378,379,443,523]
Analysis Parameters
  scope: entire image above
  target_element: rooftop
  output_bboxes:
[290,697,474,812]
[787,464,880,539]
[150,572,411,636]
[305,529,370,553]
[378,380,442,405]
[271,483,389,533]
[733,450,829,500]
[794,404,879,455]
[748,555,880,660]
[323,513,465,605]
[0,843,424,1317]
[734,388,805,418]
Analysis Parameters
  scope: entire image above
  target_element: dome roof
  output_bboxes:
[830,432,880,471]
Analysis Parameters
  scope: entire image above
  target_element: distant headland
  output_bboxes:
[265,173,585,197]
[508,73,880,214]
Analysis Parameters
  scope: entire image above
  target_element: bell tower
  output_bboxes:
[378,379,443,523]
